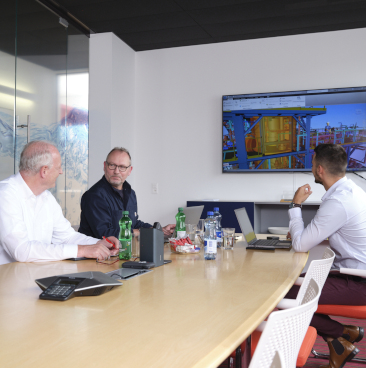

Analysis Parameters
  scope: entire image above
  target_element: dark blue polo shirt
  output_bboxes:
[78,176,152,239]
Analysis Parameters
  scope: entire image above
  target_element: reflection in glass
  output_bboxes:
[64,29,89,226]
[58,71,89,225]
[0,3,15,181]
[0,1,89,227]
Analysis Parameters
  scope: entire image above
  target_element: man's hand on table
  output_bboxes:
[98,236,119,250]
[163,224,176,236]
[77,236,119,260]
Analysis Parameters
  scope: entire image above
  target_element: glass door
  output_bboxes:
[0,0,89,226]
[0,2,16,181]
[62,26,89,226]
[16,0,68,208]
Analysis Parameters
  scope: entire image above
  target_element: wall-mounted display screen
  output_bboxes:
[222,87,366,172]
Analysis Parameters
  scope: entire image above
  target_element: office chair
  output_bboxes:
[228,249,334,368]
[276,247,335,309]
[312,267,366,364]
[252,247,334,367]
[249,279,320,368]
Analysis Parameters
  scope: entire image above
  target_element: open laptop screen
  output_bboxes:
[234,207,256,243]
[184,205,204,225]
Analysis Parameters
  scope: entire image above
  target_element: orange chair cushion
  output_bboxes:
[250,326,317,367]
[317,305,366,319]
[296,327,317,367]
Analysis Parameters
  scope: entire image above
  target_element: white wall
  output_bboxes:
[134,28,366,225]
[89,28,366,226]
[89,33,135,188]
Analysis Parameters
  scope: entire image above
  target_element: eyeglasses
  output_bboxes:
[106,162,131,172]
[96,257,119,265]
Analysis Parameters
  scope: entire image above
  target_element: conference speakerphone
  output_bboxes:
[35,271,122,301]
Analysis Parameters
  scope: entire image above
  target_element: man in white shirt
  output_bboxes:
[0,141,119,265]
[287,143,366,368]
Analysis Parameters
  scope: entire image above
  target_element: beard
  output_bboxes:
[108,176,122,187]
[314,175,323,185]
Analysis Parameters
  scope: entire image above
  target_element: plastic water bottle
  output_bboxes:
[175,207,186,238]
[204,211,217,260]
[119,211,132,260]
[213,207,222,248]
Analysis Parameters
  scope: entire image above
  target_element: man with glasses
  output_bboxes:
[79,147,175,239]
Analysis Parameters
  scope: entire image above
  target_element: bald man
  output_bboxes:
[0,141,119,265]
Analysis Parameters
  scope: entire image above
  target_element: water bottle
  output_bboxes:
[119,211,132,260]
[175,207,186,238]
[204,211,217,260]
[213,207,222,248]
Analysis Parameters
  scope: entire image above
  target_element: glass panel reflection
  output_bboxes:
[16,0,68,214]
[64,27,89,226]
[0,1,15,181]
[1,1,89,227]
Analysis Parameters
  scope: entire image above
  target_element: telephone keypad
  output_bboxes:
[39,277,83,301]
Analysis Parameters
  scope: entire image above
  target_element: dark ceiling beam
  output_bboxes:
[36,0,92,37]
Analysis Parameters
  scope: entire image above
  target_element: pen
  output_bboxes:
[103,236,117,249]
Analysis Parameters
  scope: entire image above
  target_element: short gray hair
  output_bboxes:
[106,147,131,164]
[19,141,55,175]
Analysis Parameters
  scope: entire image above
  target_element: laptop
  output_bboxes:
[184,205,204,225]
[234,207,292,250]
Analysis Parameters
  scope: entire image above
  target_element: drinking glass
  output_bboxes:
[196,219,205,244]
[222,228,235,250]
[131,232,140,259]
[186,224,196,241]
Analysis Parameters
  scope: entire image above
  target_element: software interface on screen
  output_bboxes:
[222,87,366,172]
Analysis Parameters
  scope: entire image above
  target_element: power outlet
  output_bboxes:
[152,183,158,194]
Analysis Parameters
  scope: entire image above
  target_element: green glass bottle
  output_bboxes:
[175,207,186,238]
[119,211,132,260]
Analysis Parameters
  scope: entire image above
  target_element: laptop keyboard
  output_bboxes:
[247,238,292,251]
[252,239,278,246]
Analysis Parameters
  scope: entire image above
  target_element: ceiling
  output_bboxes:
[1,0,366,70]
[56,0,366,51]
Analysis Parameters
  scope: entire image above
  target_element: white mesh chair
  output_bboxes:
[249,279,320,368]
[276,247,334,309]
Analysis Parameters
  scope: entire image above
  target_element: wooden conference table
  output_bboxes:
[0,236,307,368]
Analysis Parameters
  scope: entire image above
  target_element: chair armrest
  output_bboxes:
[276,298,299,309]
[294,276,304,286]
[340,268,366,278]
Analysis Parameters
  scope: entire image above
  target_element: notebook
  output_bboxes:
[234,207,292,250]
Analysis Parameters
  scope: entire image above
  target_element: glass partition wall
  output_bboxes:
[0,0,89,226]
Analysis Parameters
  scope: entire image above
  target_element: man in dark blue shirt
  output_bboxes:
[78,147,175,238]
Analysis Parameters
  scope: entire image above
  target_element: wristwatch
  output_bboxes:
[289,202,302,209]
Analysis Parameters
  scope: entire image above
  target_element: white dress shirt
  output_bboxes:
[0,173,99,265]
[289,177,366,269]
